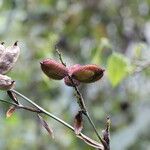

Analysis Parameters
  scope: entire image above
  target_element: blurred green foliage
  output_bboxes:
[0,0,150,150]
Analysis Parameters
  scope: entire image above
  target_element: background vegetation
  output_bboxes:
[0,0,150,150]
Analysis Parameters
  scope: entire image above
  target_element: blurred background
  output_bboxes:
[0,0,150,150]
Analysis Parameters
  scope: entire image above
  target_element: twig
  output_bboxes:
[4,89,104,150]
[0,99,18,106]
[56,50,107,147]
[10,89,74,131]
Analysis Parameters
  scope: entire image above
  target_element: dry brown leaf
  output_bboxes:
[74,111,83,135]
[38,114,54,139]
[7,90,19,104]
[6,106,16,118]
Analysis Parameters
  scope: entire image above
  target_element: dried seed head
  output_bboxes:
[71,64,105,83]
[0,74,15,90]
[0,41,20,75]
[0,42,5,58]
[40,59,68,80]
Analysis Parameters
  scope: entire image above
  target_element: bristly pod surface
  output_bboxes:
[0,42,5,58]
[64,65,81,86]
[0,41,20,75]
[0,74,15,90]
[64,76,80,86]
[71,64,105,83]
[40,59,68,80]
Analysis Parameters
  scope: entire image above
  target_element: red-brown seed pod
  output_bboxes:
[40,59,68,80]
[64,64,81,86]
[71,64,105,83]
[0,74,15,90]
[0,41,20,75]
[64,76,80,86]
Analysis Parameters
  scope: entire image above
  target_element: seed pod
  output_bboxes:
[64,65,81,87]
[40,59,68,80]
[67,64,81,75]
[64,76,80,86]
[0,74,15,90]
[0,41,20,75]
[0,42,5,58]
[71,64,105,83]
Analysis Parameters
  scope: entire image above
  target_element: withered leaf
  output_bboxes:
[77,134,104,150]
[6,105,16,118]
[7,90,19,104]
[74,111,83,135]
[37,114,54,139]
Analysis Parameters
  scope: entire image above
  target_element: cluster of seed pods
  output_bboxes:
[40,59,105,86]
[0,42,20,90]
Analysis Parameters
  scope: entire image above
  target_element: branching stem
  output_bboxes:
[0,90,104,149]
[56,50,107,148]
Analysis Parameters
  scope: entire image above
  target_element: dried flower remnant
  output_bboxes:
[0,74,15,90]
[71,64,105,83]
[40,59,68,80]
[6,106,16,118]
[0,41,20,75]
[74,111,83,135]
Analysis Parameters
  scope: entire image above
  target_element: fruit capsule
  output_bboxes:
[40,59,68,80]
[0,41,20,75]
[64,65,81,86]
[64,76,80,86]
[71,64,105,83]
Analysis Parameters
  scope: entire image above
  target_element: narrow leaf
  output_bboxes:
[6,106,16,118]
[7,90,19,104]
[37,114,54,138]
[74,111,83,134]
[77,134,104,150]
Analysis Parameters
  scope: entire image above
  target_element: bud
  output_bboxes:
[71,64,105,83]
[40,59,68,80]
[0,74,15,90]
[0,42,5,58]
[64,65,81,86]
[0,41,20,75]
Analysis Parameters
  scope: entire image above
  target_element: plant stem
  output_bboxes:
[56,50,106,146]
[0,99,18,106]
[72,82,107,147]
[10,89,74,131]
[0,90,104,149]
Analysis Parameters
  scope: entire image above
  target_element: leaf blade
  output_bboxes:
[107,52,131,86]
[37,114,54,139]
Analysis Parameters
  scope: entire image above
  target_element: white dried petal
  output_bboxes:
[0,42,20,74]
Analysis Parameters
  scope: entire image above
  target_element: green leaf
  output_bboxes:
[107,52,131,87]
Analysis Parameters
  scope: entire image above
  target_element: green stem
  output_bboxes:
[0,99,18,106]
